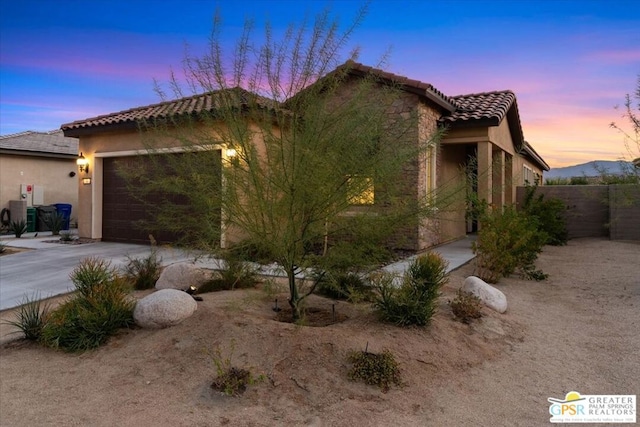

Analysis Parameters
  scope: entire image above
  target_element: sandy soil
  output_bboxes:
[0,238,638,426]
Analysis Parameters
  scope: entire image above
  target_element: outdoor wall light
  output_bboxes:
[225,148,237,158]
[77,152,89,174]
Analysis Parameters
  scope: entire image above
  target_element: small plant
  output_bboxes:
[209,343,264,396]
[315,271,375,303]
[347,346,402,392]
[0,241,6,254]
[3,294,50,341]
[198,252,258,293]
[59,230,77,242]
[9,220,27,238]
[373,252,449,326]
[44,212,66,235]
[449,289,483,324]
[123,246,162,290]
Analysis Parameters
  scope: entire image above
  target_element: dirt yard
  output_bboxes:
[0,238,638,426]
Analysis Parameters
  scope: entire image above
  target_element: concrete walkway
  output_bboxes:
[0,232,476,311]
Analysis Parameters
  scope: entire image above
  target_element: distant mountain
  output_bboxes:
[545,160,633,179]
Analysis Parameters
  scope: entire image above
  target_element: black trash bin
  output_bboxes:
[36,205,57,232]
[53,203,72,230]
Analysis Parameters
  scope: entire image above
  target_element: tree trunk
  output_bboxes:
[287,267,302,322]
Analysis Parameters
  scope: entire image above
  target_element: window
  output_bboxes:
[347,175,374,205]
[523,165,534,185]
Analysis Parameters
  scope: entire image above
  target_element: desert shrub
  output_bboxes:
[315,271,375,303]
[3,294,50,341]
[449,289,483,323]
[59,230,77,242]
[522,186,568,246]
[473,206,547,283]
[123,249,162,290]
[42,261,134,351]
[9,220,27,238]
[70,257,115,297]
[600,174,639,185]
[544,177,570,185]
[198,253,258,294]
[570,176,589,185]
[373,252,448,326]
[347,348,402,392]
[44,212,66,235]
[209,344,264,396]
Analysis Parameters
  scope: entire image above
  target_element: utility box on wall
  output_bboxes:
[9,200,27,223]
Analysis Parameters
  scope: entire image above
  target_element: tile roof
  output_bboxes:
[0,130,78,156]
[339,61,458,112]
[61,87,277,135]
[440,90,516,125]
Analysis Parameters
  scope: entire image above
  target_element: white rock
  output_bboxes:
[134,289,197,329]
[155,262,209,290]
[462,276,508,313]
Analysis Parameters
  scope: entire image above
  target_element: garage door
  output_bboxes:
[102,154,220,244]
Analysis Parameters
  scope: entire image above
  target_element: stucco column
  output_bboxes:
[477,142,493,205]
[492,150,505,207]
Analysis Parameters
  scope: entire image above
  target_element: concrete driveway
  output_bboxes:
[1,232,476,312]
[0,234,216,311]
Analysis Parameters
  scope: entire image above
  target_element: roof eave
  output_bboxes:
[524,142,550,171]
[0,148,78,159]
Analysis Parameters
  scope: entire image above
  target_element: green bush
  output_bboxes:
[347,348,402,392]
[570,176,589,185]
[42,259,134,352]
[9,220,27,238]
[315,271,375,303]
[373,252,449,326]
[449,289,483,323]
[3,294,50,341]
[70,257,115,297]
[473,206,548,283]
[123,249,162,290]
[522,186,568,246]
[198,253,258,294]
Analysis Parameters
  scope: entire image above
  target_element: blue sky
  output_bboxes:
[1,0,638,167]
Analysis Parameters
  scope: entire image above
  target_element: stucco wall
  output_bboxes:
[0,154,78,220]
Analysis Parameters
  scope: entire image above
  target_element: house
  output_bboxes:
[0,130,79,225]
[61,62,548,250]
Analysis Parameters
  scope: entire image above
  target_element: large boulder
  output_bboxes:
[155,262,209,291]
[462,276,508,313]
[134,289,197,329]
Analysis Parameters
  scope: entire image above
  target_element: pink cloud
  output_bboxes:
[584,49,640,64]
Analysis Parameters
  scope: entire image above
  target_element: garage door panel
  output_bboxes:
[102,154,221,245]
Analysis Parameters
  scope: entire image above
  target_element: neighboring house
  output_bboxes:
[0,130,79,223]
[61,62,548,250]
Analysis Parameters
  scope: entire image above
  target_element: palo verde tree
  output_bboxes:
[125,6,447,321]
[610,74,640,180]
